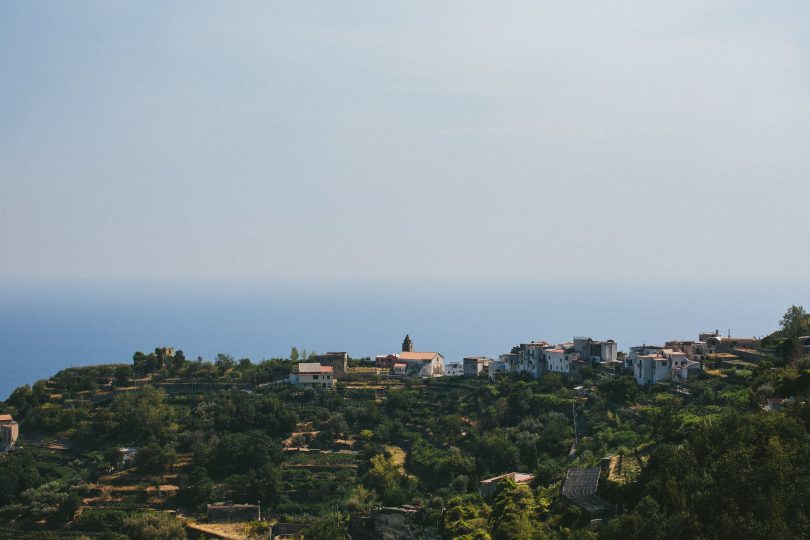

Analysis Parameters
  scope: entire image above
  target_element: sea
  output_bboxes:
[1,278,807,400]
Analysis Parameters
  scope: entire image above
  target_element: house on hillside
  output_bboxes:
[488,361,509,380]
[705,333,761,353]
[573,337,618,365]
[0,414,19,450]
[626,345,664,371]
[380,335,445,377]
[313,352,348,377]
[392,363,407,376]
[289,363,336,389]
[376,354,399,370]
[444,362,464,376]
[766,398,787,412]
[463,356,493,377]
[665,340,708,363]
[398,352,445,377]
[478,472,535,499]
[544,348,583,376]
[633,347,703,385]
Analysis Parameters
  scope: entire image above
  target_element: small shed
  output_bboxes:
[206,503,260,523]
[478,472,535,499]
[562,467,610,516]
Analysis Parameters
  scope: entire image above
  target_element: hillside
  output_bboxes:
[2,314,810,539]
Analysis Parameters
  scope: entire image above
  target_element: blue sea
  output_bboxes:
[1,278,807,400]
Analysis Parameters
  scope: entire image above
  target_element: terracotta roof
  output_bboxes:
[295,362,333,373]
[0,414,13,422]
[393,363,406,368]
[399,352,441,361]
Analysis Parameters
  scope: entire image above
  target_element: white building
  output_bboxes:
[634,354,671,385]
[398,352,445,377]
[543,349,582,374]
[634,348,702,385]
[499,352,519,374]
[665,340,708,363]
[393,363,407,376]
[444,362,464,376]
[627,345,664,370]
[511,342,551,378]
[488,361,509,380]
[678,360,703,380]
[289,362,336,389]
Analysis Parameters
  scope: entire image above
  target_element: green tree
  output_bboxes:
[490,479,540,540]
[0,449,42,505]
[114,365,132,387]
[134,439,176,475]
[780,305,809,364]
[111,386,171,442]
[303,513,347,540]
[207,431,282,479]
[121,512,187,540]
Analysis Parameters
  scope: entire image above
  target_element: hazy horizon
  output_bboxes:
[2,277,807,399]
[2,4,809,398]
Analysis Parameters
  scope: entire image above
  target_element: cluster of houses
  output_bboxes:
[286,329,766,390]
[626,330,761,385]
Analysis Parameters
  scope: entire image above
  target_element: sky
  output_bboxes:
[1,1,810,282]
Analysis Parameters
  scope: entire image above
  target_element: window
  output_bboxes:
[313,375,319,380]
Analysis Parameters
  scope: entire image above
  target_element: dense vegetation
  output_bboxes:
[1,307,809,539]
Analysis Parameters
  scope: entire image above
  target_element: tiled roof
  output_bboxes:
[399,352,440,361]
[295,363,333,373]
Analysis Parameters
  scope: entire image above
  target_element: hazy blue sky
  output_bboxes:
[2,2,809,282]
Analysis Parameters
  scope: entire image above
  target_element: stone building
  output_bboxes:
[0,414,19,450]
[313,352,348,377]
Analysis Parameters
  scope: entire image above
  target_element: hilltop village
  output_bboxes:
[1,306,809,539]
[290,329,768,390]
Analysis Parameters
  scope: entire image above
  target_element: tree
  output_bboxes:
[179,467,214,512]
[121,512,187,540]
[490,479,540,540]
[206,431,282,479]
[215,353,235,372]
[303,513,347,540]
[135,439,176,475]
[111,387,171,442]
[780,305,809,364]
[320,412,349,440]
[443,494,492,539]
[114,365,132,387]
[0,450,42,506]
[290,347,300,362]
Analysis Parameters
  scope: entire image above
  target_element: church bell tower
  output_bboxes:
[402,334,413,352]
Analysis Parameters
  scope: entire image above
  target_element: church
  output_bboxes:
[390,334,445,377]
